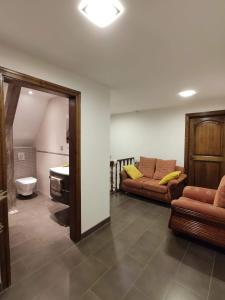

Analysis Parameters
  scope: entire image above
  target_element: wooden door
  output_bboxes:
[0,74,11,290]
[185,110,225,189]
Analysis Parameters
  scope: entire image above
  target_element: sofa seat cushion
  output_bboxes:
[172,197,225,223]
[123,177,150,189]
[138,157,156,178]
[143,179,168,194]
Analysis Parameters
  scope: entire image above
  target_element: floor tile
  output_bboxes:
[76,234,108,256]
[165,281,204,300]
[81,290,101,300]
[66,256,108,298]
[208,251,225,300]
[123,287,150,300]
[212,251,225,281]
[2,192,224,300]
[159,232,189,260]
[93,239,127,268]
[92,223,118,241]
[135,249,180,300]
[128,230,162,266]
[57,245,87,270]
[208,277,225,300]
[175,242,215,298]
[10,237,42,263]
[92,255,142,300]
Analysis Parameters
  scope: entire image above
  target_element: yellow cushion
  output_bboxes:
[123,165,143,180]
[159,171,181,185]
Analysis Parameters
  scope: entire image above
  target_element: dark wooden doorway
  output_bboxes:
[185,110,225,189]
[0,67,81,291]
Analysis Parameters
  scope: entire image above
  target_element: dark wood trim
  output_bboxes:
[186,109,225,118]
[184,114,190,176]
[0,74,7,190]
[5,84,21,210]
[0,66,82,289]
[5,84,21,127]
[0,75,11,290]
[0,66,80,98]
[192,155,224,162]
[110,160,115,193]
[81,217,111,239]
[69,95,81,242]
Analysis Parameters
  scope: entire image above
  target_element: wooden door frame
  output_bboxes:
[0,67,81,289]
[184,109,225,183]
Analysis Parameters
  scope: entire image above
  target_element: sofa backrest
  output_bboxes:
[135,162,184,174]
[136,162,184,175]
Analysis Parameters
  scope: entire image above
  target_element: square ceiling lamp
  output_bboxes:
[78,0,124,28]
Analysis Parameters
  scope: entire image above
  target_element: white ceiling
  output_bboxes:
[13,88,53,146]
[0,0,225,114]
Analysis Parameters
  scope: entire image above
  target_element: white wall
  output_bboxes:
[111,99,225,166]
[13,91,50,146]
[35,97,69,196]
[0,44,110,233]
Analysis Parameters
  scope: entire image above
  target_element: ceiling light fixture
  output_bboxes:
[78,0,124,28]
[28,90,33,95]
[178,90,197,98]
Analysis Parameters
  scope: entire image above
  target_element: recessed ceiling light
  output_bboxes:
[28,90,33,95]
[178,90,197,98]
[78,0,124,28]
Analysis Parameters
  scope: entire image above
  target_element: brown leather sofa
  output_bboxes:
[169,176,225,249]
[120,158,187,204]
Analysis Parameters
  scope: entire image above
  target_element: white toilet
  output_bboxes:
[15,177,37,196]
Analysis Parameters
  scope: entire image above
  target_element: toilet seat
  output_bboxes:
[16,177,37,184]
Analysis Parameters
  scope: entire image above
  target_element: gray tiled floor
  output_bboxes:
[1,192,225,299]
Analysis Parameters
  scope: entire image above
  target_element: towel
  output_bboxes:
[51,189,62,198]
[50,176,62,193]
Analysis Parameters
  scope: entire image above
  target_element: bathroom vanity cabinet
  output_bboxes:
[49,167,70,205]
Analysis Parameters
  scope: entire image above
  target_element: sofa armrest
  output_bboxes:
[168,174,188,187]
[120,170,128,182]
[168,174,188,201]
[119,170,129,191]
[183,186,216,204]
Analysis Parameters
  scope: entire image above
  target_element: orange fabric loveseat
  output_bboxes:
[120,157,187,204]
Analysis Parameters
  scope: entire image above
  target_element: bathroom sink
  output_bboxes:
[50,167,69,176]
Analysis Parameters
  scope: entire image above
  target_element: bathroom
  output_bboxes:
[9,85,70,207]
[5,85,72,282]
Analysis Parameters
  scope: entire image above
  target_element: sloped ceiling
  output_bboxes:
[0,1,225,113]
[12,87,53,146]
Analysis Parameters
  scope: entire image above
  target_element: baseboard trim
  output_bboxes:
[81,217,111,239]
